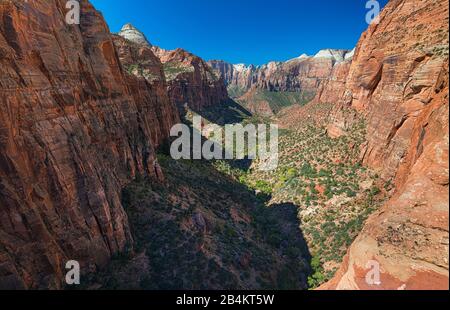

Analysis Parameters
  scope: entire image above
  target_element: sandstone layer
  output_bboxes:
[319,0,449,290]
[153,47,228,112]
[209,50,353,115]
[117,25,228,112]
[209,49,354,96]
[117,23,151,47]
[0,0,178,289]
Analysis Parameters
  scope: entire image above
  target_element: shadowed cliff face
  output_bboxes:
[0,0,178,289]
[318,0,449,289]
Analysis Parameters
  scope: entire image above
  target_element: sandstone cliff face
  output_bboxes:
[0,0,178,289]
[112,34,179,141]
[319,0,449,289]
[153,47,228,111]
[117,23,151,47]
[209,50,353,116]
[314,61,351,108]
[209,49,354,97]
[116,25,228,112]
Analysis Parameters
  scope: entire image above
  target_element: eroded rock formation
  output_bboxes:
[0,0,448,292]
[319,0,449,290]
[0,0,178,289]
[117,24,228,112]
[209,49,354,96]
[153,47,228,112]
[118,23,152,47]
[209,50,354,115]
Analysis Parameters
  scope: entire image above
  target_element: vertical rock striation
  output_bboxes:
[0,0,178,289]
[117,24,228,112]
[209,49,354,96]
[318,0,449,290]
[153,47,228,111]
[209,50,354,115]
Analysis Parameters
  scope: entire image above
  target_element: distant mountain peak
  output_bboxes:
[233,63,252,72]
[118,23,152,47]
[313,49,352,62]
[344,48,355,60]
[286,53,311,63]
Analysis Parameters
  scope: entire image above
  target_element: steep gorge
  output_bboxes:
[208,0,449,290]
[0,0,448,291]
[0,0,178,289]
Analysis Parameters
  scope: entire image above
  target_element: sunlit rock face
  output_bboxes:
[208,50,354,116]
[117,24,228,112]
[0,0,447,292]
[118,23,152,47]
[0,0,178,289]
[318,0,449,290]
[152,47,229,111]
[209,49,354,96]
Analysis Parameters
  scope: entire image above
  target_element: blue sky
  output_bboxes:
[91,0,388,65]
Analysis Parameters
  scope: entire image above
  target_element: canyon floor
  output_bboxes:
[82,97,389,290]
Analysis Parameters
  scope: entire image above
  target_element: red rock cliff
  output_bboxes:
[209,50,354,97]
[117,24,228,112]
[319,0,449,290]
[0,0,178,289]
[152,47,228,112]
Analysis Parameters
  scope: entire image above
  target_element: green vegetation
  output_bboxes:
[125,63,161,81]
[87,153,309,290]
[239,89,316,114]
[85,96,387,290]
[227,85,247,98]
[213,103,387,289]
[163,62,195,80]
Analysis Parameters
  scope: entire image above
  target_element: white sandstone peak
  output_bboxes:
[233,64,250,73]
[286,53,310,63]
[344,48,355,61]
[118,23,152,47]
[314,49,350,62]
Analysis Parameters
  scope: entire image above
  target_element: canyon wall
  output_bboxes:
[209,50,353,115]
[118,24,228,112]
[319,0,449,289]
[0,0,448,291]
[0,0,178,289]
[153,47,228,112]
[209,49,354,96]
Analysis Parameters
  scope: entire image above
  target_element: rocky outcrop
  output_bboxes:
[112,34,179,142]
[209,49,354,96]
[118,23,152,47]
[0,0,178,289]
[319,0,449,290]
[209,50,354,115]
[153,47,228,112]
[117,24,228,112]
